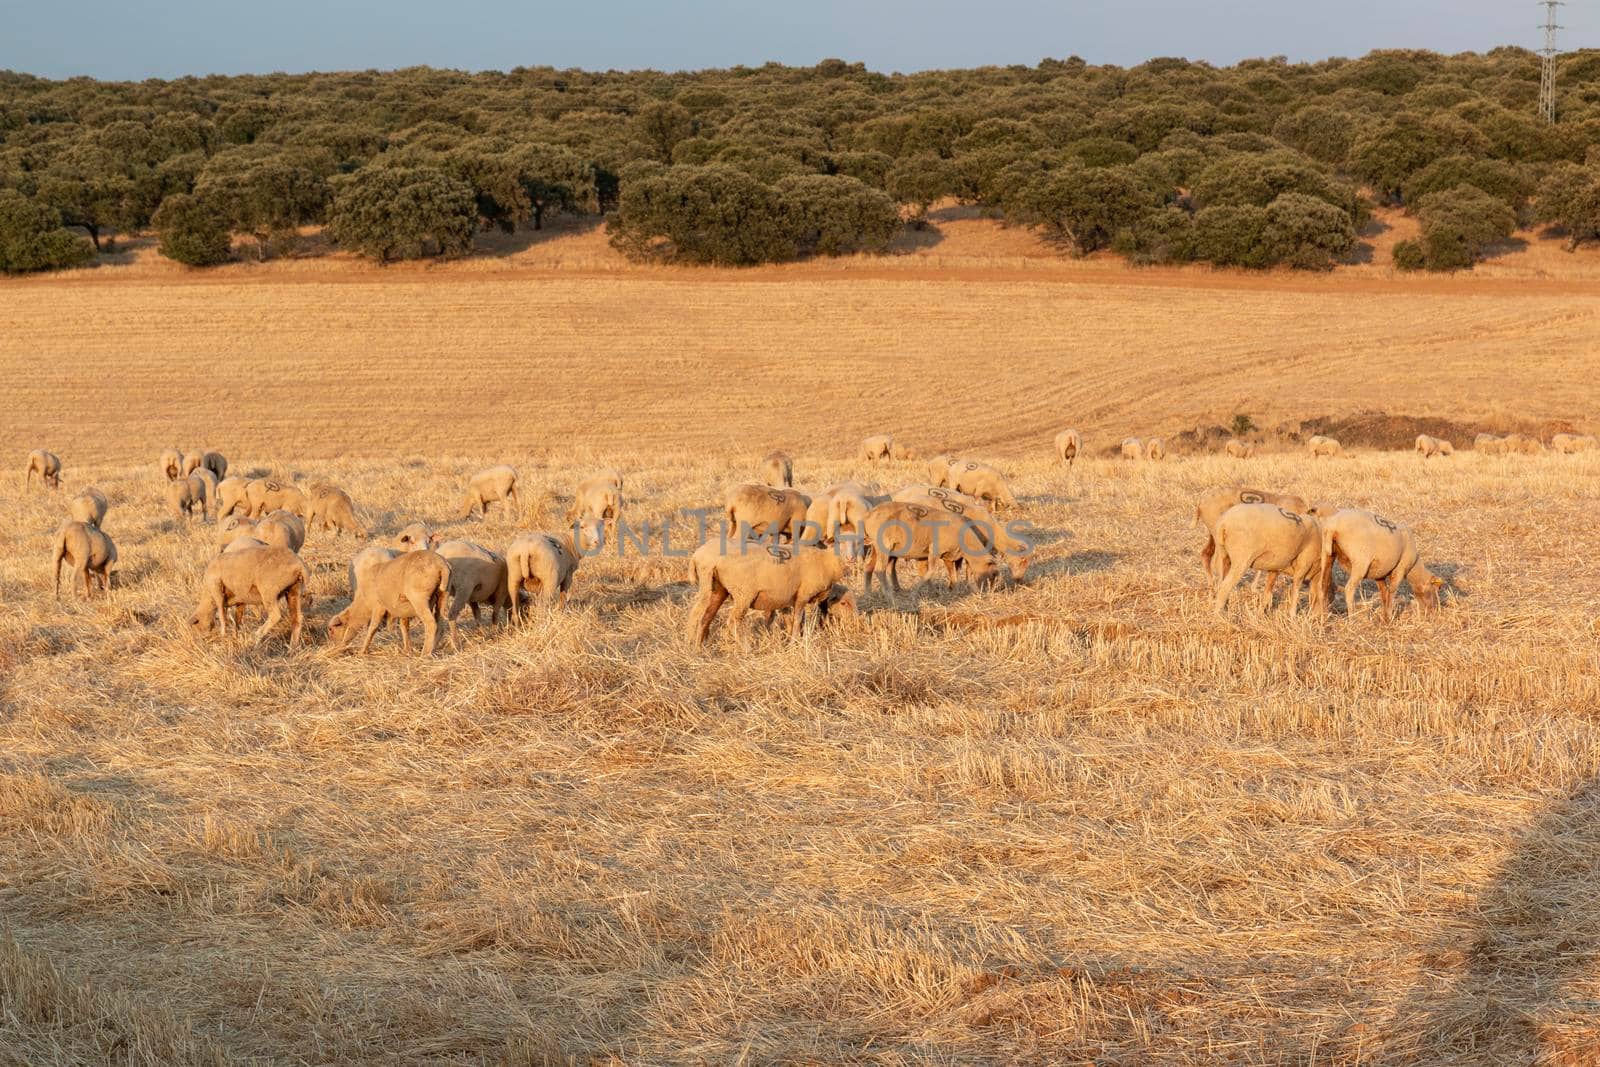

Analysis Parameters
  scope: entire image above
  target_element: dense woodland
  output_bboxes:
[3,49,1600,274]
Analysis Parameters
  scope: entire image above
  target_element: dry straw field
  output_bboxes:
[3,224,1600,1064]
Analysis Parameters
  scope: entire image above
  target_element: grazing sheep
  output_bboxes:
[52,521,116,599]
[326,550,452,656]
[460,464,521,521]
[804,484,874,559]
[506,532,579,614]
[215,477,250,519]
[725,483,811,542]
[890,483,985,508]
[859,434,894,462]
[68,488,108,528]
[888,488,1031,581]
[159,448,185,481]
[305,485,368,539]
[1211,503,1324,616]
[1501,433,1545,455]
[347,545,400,596]
[1437,439,1455,456]
[1307,435,1342,458]
[949,460,1017,510]
[165,476,210,522]
[199,451,227,480]
[1054,429,1082,466]
[436,539,510,638]
[1474,433,1506,454]
[1194,486,1312,587]
[686,542,855,646]
[395,522,437,553]
[222,536,270,555]
[245,478,307,518]
[1121,438,1143,460]
[1319,509,1442,620]
[890,442,918,461]
[567,474,624,552]
[1553,433,1599,454]
[1415,434,1453,459]
[861,500,1007,602]
[759,449,794,488]
[190,467,219,502]
[188,545,311,646]
[26,449,61,489]
[220,512,304,554]
[1225,438,1257,459]
[1145,438,1166,461]
[927,454,957,487]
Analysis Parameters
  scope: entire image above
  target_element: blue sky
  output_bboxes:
[3,0,1578,80]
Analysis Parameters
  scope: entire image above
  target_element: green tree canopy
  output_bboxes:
[327,165,477,261]
[0,189,94,272]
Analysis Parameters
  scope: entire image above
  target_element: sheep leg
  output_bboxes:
[252,598,284,646]
[788,600,805,640]
[1379,576,1397,622]
[80,564,92,600]
[358,611,384,654]
[1343,568,1362,619]
[1213,558,1251,615]
[285,584,303,647]
[412,594,440,656]
[726,594,756,648]
[945,558,959,589]
[691,585,728,647]
[1200,538,1216,589]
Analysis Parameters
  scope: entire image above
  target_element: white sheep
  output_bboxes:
[1211,503,1324,615]
[1319,508,1442,620]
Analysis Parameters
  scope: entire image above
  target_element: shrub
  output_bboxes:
[1405,184,1516,270]
[777,174,900,256]
[1403,155,1533,213]
[0,190,95,272]
[327,165,477,262]
[1191,204,1271,268]
[1263,193,1356,270]
[1231,413,1257,436]
[1534,163,1600,246]
[608,163,795,265]
[152,192,232,266]
[1392,239,1427,271]
[1110,206,1194,265]
[1016,163,1152,254]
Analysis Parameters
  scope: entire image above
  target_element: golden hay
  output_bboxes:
[2,252,1599,1063]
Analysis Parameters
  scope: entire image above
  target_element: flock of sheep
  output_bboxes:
[22,423,1593,653]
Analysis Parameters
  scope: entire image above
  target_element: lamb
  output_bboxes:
[860,500,1005,602]
[803,483,874,558]
[245,478,307,518]
[68,488,108,528]
[759,449,794,487]
[1211,503,1324,616]
[1121,438,1143,460]
[187,544,311,646]
[1415,434,1453,459]
[215,477,251,519]
[1224,438,1256,458]
[1145,438,1166,461]
[305,484,368,539]
[26,449,61,489]
[159,448,185,481]
[505,532,579,614]
[567,474,624,552]
[165,475,211,522]
[1552,433,1599,454]
[1054,429,1081,466]
[686,541,856,646]
[888,487,1031,581]
[890,442,918,461]
[52,521,116,599]
[395,522,437,553]
[1319,509,1441,620]
[460,465,521,521]
[859,434,894,462]
[725,483,811,542]
[1194,486,1313,587]
[1307,435,1342,458]
[436,539,510,638]
[326,549,452,656]
[949,460,1017,509]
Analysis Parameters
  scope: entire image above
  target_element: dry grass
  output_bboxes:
[3,250,1600,1063]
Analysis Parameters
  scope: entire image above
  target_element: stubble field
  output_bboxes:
[2,238,1600,1064]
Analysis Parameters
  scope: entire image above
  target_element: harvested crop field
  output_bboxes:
[2,249,1600,1064]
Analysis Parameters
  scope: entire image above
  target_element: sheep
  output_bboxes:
[1054,429,1081,466]
[860,500,1006,603]
[1504,433,1546,455]
[567,474,623,553]
[326,550,452,656]
[1553,433,1599,454]
[927,454,957,487]
[190,467,219,503]
[1121,438,1143,460]
[1307,434,1342,458]
[1415,434,1454,459]
[347,545,399,595]
[68,488,108,528]
[1211,503,1324,616]
[219,512,304,554]
[159,448,185,481]
[890,442,918,461]
[1319,509,1442,620]
[215,477,251,519]
[725,483,811,543]
[1224,438,1256,458]
[395,522,437,553]
[460,464,521,521]
[1145,438,1166,461]
[686,541,855,647]
[1474,433,1506,454]
[949,460,1017,509]
[245,478,307,518]
[222,536,270,555]
[859,434,894,462]
[1194,486,1313,588]
[187,544,311,646]
[759,449,794,488]
[436,540,511,639]
[803,484,874,559]
[889,487,1031,581]
[890,483,985,508]
[506,532,579,615]
[199,451,228,480]
[305,484,368,539]
[52,521,116,599]
[26,449,61,489]
[165,475,210,522]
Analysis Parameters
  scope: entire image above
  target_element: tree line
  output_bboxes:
[4,49,1600,274]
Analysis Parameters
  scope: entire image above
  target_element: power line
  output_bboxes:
[1538,0,1563,124]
